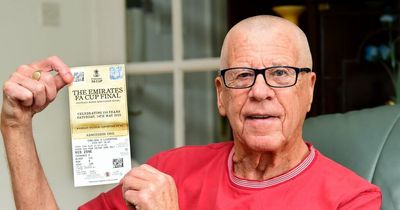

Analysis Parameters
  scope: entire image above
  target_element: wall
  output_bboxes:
[0,0,125,209]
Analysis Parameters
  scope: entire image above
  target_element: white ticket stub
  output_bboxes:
[68,64,131,187]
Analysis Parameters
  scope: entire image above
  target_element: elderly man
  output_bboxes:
[1,15,381,209]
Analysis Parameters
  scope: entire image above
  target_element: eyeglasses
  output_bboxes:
[218,66,311,89]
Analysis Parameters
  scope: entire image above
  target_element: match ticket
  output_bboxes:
[68,64,131,187]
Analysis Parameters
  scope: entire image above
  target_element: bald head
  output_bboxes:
[220,15,312,69]
[215,15,317,157]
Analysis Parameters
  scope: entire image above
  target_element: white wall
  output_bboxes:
[0,0,126,209]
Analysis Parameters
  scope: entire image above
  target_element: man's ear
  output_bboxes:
[215,77,227,116]
[307,72,316,112]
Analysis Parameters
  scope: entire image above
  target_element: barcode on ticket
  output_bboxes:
[113,158,124,168]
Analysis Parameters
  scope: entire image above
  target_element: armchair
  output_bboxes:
[303,105,400,210]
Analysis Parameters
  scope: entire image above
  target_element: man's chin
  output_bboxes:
[239,135,285,152]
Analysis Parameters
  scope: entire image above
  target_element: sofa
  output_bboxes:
[303,105,400,210]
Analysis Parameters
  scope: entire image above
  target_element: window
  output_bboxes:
[126,0,227,162]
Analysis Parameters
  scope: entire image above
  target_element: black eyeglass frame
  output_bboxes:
[218,66,312,89]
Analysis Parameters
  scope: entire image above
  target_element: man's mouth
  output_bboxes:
[247,115,278,120]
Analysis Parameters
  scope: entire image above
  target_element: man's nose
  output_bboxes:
[248,74,275,101]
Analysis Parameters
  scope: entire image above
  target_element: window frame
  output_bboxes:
[125,0,220,148]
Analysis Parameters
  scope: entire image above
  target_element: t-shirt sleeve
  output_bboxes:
[338,189,382,210]
[78,184,128,210]
[146,152,161,168]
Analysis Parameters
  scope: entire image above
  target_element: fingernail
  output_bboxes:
[66,72,74,83]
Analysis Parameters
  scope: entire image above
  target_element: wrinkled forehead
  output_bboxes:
[225,27,301,66]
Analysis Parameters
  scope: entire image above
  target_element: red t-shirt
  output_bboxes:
[79,142,381,210]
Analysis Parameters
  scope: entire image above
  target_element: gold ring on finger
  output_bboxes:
[32,70,42,81]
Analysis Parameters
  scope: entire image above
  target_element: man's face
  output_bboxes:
[215,29,316,152]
